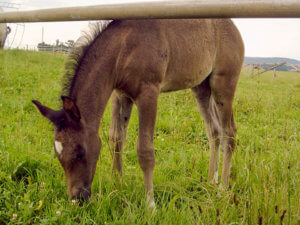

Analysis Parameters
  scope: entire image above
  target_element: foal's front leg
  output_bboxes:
[136,85,159,209]
[109,91,133,177]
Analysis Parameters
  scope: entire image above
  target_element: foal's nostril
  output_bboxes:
[74,187,91,201]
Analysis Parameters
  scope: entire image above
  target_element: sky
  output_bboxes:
[2,0,300,60]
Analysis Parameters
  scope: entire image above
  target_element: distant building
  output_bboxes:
[37,39,73,53]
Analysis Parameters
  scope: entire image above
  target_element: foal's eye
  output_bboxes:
[76,152,85,160]
[75,145,86,160]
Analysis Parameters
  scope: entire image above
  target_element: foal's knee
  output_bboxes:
[231,114,237,134]
[222,129,236,153]
[109,127,125,155]
[227,136,235,153]
[137,146,155,172]
[211,125,220,139]
[109,127,121,142]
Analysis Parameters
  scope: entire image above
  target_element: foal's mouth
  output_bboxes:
[69,186,91,203]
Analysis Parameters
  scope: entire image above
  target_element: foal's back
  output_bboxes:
[107,19,244,95]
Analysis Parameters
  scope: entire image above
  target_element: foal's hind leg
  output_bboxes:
[210,72,239,186]
[109,91,133,177]
[192,77,221,184]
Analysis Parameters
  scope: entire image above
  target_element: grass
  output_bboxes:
[0,49,299,224]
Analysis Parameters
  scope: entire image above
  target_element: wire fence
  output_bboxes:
[4,44,71,53]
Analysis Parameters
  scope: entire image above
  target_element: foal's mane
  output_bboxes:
[62,20,114,96]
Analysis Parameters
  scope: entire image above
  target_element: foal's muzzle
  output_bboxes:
[70,187,91,201]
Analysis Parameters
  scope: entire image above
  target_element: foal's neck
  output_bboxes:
[69,43,116,130]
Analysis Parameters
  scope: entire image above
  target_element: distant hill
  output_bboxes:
[244,57,300,65]
[244,57,300,72]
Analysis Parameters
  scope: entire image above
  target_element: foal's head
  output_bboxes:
[32,96,101,200]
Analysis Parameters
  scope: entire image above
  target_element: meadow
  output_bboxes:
[0,49,299,224]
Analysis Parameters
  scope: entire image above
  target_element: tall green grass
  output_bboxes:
[0,50,299,224]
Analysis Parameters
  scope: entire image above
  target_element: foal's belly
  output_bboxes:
[159,73,207,92]
[159,62,213,92]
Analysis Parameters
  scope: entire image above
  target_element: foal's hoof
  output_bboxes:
[146,200,157,215]
[209,171,219,185]
[218,182,230,191]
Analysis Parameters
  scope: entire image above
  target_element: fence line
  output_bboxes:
[4,43,71,53]
[1,0,300,23]
[243,62,300,77]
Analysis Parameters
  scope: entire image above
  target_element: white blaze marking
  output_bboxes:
[54,141,63,155]
[213,171,219,184]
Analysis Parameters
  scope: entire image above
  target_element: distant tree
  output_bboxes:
[66,40,75,48]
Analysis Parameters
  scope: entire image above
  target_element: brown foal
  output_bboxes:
[33,19,244,207]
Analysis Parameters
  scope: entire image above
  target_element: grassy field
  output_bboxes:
[0,50,299,224]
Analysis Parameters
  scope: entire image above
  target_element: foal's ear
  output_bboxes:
[32,100,58,123]
[61,96,81,122]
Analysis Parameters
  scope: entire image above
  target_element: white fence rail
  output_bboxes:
[1,0,300,23]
